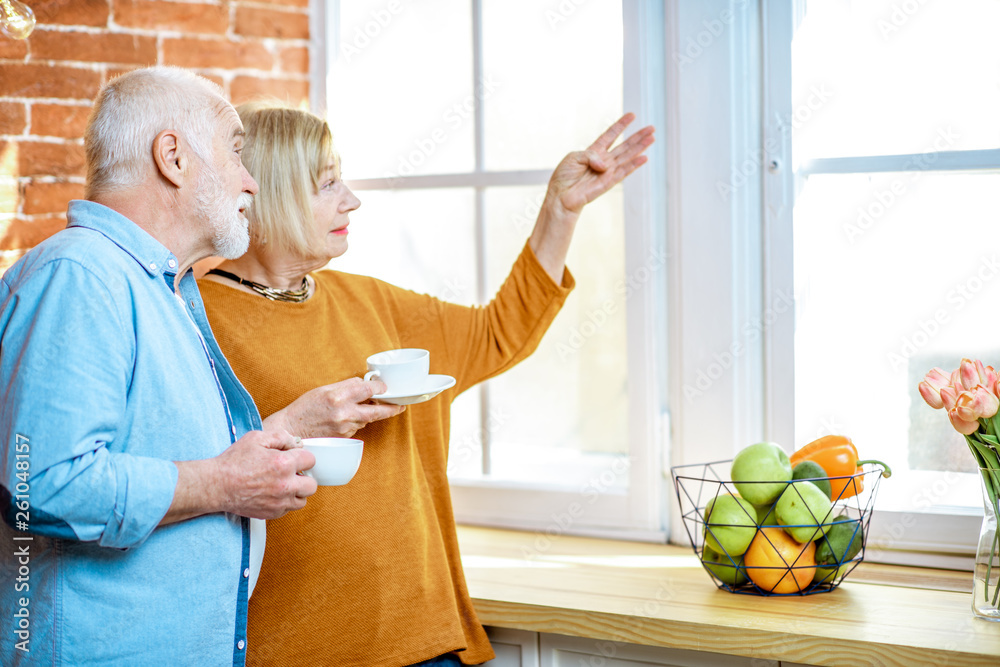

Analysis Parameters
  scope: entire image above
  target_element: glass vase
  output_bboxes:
[974,469,1000,621]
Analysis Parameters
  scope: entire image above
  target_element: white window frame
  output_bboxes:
[314,0,984,561]
[770,0,998,568]
[666,0,988,566]
[316,0,669,540]
[664,0,767,544]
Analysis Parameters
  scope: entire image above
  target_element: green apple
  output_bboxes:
[775,481,835,543]
[754,502,778,526]
[701,545,749,586]
[731,442,792,505]
[703,493,757,556]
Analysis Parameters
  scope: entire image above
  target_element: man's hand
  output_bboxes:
[162,429,317,525]
[212,430,317,519]
[264,377,406,439]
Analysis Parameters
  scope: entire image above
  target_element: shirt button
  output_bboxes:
[237,640,245,650]
[149,262,157,271]
[168,259,177,269]
[231,425,237,436]
[243,568,250,578]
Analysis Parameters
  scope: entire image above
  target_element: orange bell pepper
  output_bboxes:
[790,435,891,501]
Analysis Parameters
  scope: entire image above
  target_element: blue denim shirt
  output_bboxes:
[0,200,263,666]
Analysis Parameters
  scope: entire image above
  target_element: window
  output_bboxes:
[784,0,1000,565]
[662,0,990,565]
[322,0,668,537]
[320,0,984,560]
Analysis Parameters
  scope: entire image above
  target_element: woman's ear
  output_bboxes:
[152,129,189,188]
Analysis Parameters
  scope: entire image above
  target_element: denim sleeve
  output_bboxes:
[0,259,179,548]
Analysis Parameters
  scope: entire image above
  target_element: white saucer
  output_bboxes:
[372,374,456,405]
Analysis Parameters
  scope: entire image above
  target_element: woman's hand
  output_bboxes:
[530,113,655,283]
[264,377,406,439]
[546,113,655,216]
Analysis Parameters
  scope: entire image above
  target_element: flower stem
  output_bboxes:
[967,435,1000,610]
[991,528,1000,607]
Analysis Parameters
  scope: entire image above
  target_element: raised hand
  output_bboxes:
[546,113,655,215]
[529,113,655,284]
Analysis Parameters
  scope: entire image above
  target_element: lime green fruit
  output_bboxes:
[703,494,758,557]
[815,513,863,566]
[701,546,749,586]
[813,563,852,584]
[775,481,835,543]
[731,442,793,505]
[791,461,832,500]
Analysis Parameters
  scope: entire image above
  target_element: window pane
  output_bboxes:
[792,0,1000,161]
[477,185,628,486]
[481,0,623,171]
[793,171,1000,511]
[330,187,484,477]
[446,386,484,478]
[331,188,477,303]
[328,0,474,177]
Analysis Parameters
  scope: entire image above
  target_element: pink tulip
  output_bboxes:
[918,367,952,409]
[954,391,977,422]
[960,358,991,391]
[951,369,965,390]
[949,408,981,434]
[977,385,1000,418]
[987,365,999,390]
[940,385,961,411]
[955,387,999,422]
[918,382,944,409]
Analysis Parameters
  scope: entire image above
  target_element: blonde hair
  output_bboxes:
[236,102,339,256]
[85,66,225,199]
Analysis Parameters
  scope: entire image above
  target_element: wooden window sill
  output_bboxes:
[457,526,1000,666]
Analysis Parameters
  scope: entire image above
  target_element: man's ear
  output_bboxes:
[152,129,191,188]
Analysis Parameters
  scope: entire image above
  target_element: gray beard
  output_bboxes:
[212,193,253,259]
[194,169,252,260]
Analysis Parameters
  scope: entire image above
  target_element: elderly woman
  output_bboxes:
[199,103,654,667]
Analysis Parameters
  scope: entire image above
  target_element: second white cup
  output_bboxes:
[301,437,364,486]
[363,348,430,395]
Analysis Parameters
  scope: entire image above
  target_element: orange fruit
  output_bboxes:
[744,527,816,594]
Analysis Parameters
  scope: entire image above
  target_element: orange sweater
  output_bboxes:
[199,243,573,667]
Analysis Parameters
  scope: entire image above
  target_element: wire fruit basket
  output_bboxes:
[671,459,888,596]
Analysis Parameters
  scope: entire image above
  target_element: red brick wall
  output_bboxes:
[0,0,312,273]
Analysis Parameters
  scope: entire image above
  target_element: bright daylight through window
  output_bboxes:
[324,0,660,533]
[790,0,1000,552]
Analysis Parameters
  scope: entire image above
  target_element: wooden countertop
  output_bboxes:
[457,526,1000,666]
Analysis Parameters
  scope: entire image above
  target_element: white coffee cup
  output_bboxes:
[301,438,364,486]
[363,348,430,394]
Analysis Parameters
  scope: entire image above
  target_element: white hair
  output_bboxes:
[85,66,227,199]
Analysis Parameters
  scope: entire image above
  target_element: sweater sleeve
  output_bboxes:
[390,241,574,394]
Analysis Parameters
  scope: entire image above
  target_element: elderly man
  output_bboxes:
[0,67,398,666]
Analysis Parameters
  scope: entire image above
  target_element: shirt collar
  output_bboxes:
[67,200,180,278]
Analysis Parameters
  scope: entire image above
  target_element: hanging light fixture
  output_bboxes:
[0,0,35,40]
